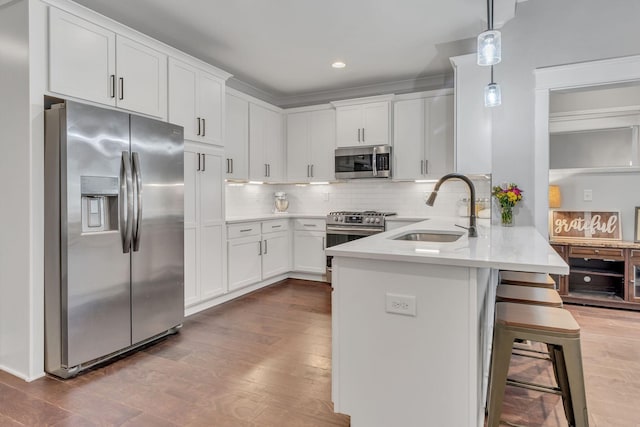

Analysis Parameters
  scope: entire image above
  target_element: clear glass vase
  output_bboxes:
[500,206,514,227]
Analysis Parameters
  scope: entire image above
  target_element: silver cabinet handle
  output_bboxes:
[372,146,378,177]
[202,153,206,172]
[120,151,133,253]
[132,152,143,252]
[420,160,424,175]
[310,164,314,177]
[118,77,124,100]
[258,240,262,255]
[265,163,268,177]
[197,117,201,136]
[424,159,428,175]
[322,236,325,250]
[231,158,234,174]
[272,225,282,229]
[197,153,201,171]
[362,127,365,142]
[240,228,252,232]
[357,128,361,142]
[110,75,116,98]
[202,118,206,137]
[264,239,268,254]
[226,158,230,173]
[267,164,270,177]
[303,223,317,227]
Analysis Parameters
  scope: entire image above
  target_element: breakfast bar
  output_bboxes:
[327,218,568,427]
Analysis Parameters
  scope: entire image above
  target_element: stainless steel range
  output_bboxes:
[325,211,396,282]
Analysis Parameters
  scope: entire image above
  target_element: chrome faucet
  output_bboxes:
[426,173,478,237]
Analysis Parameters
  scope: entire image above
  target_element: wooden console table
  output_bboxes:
[551,239,640,310]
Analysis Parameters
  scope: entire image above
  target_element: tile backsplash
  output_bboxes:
[226,178,491,218]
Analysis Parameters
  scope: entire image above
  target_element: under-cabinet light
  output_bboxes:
[248,181,264,185]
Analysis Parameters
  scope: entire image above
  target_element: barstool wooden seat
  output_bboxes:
[500,270,556,289]
[487,302,589,427]
[496,284,563,308]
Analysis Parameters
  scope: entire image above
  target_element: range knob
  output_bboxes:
[334,216,339,222]
[375,218,381,224]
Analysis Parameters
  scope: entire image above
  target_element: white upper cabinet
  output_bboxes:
[393,93,454,180]
[286,108,336,182]
[49,8,167,119]
[49,8,116,107]
[333,96,392,147]
[115,36,167,118]
[225,92,249,180]
[169,58,224,145]
[249,103,284,182]
[450,54,492,175]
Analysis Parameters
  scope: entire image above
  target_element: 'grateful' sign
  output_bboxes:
[550,211,621,240]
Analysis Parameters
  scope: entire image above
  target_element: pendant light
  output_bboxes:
[477,0,501,66]
[484,66,501,107]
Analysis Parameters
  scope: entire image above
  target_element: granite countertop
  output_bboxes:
[550,238,640,249]
[326,218,569,274]
[226,213,325,224]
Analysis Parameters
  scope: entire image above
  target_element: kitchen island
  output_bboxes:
[326,218,568,427]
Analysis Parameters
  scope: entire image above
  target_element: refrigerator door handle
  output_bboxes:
[120,151,133,253]
[132,152,143,252]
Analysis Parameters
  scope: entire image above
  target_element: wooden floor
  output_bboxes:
[0,280,639,426]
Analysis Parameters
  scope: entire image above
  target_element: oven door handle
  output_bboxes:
[326,227,383,236]
[372,146,377,177]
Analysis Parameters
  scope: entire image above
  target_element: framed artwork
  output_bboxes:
[550,211,622,240]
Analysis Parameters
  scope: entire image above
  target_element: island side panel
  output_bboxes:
[331,256,492,427]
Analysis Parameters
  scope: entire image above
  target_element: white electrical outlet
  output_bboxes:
[385,293,417,316]
[584,189,593,201]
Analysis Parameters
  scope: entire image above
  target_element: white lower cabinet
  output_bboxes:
[184,144,226,308]
[293,219,326,274]
[227,220,291,291]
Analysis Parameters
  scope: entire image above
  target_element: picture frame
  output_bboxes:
[635,207,640,243]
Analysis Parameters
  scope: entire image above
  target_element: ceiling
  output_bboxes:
[72,0,516,105]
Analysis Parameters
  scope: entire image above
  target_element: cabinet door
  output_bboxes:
[198,72,224,145]
[169,59,198,141]
[249,103,267,180]
[183,150,199,306]
[286,112,310,181]
[393,99,425,180]
[200,223,225,299]
[265,108,284,181]
[425,95,454,177]
[225,93,249,180]
[309,110,336,181]
[336,105,363,147]
[629,251,640,303]
[199,152,224,224]
[362,102,389,146]
[293,231,325,274]
[262,232,290,279]
[115,36,167,118]
[49,8,116,106]
[228,236,262,291]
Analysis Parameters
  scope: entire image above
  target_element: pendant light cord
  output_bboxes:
[487,0,493,30]
[490,65,494,84]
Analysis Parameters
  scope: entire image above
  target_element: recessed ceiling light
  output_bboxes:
[332,61,346,69]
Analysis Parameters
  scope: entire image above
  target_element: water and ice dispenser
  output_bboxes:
[80,176,119,233]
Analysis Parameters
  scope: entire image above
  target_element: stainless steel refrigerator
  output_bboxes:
[44,100,184,378]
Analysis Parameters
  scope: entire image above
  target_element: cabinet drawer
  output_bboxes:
[294,219,326,231]
[630,250,640,259]
[262,219,289,234]
[569,246,624,260]
[227,222,260,239]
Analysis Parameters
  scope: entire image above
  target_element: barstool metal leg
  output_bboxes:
[487,327,515,427]
[562,339,589,427]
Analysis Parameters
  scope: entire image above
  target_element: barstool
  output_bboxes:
[487,302,589,427]
[496,284,563,308]
[500,270,556,289]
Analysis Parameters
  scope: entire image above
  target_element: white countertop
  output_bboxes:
[225,213,325,223]
[325,218,569,274]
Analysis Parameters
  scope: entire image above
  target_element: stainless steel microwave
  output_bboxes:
[334,145,391,179]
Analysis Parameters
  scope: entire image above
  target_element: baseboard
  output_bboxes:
[288,272,327,282]
[0,364,45,382]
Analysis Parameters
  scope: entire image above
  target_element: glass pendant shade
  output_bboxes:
[484,82,501,107]
[477,30,502,66]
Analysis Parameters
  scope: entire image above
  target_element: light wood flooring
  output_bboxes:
[0,279,639,426]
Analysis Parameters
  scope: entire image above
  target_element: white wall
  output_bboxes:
[226,179,491,218]
[0,0,32,379]
[491,0,640,226]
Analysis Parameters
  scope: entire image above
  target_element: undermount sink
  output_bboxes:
[392,230,464,243]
